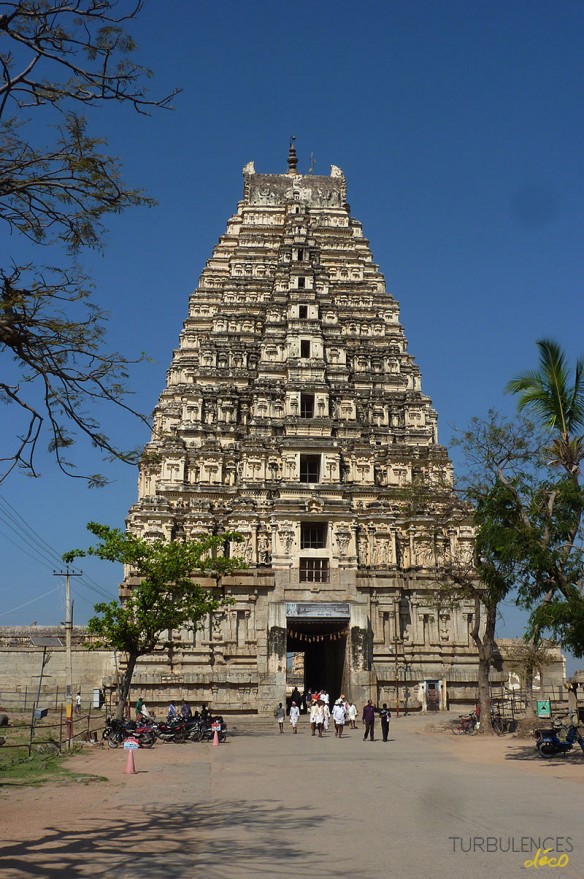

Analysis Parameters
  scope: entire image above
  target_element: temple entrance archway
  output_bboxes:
[286,603,350,699]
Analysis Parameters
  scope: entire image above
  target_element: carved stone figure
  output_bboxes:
[336,531,350,557]
[358,533,369,566]
[280,529,294,556]
[257,533,271,565]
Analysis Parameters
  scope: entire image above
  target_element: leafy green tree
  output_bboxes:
[434,342,584,727]
[0,2,179,485]
[442,412,538,732]
[506,340,584,656]
[64,523,243,719]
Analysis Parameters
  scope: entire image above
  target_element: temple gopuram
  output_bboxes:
[124,144,478,713]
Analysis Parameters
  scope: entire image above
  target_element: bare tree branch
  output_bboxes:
[0,1,181,484]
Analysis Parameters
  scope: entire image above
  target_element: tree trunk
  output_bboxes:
[524,666,536,717]
[115,652,138,721]
[470,597,496,736]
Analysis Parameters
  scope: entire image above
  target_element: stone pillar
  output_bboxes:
[439,678,447,711]
[348,602,375,705]
[260,601,286,712]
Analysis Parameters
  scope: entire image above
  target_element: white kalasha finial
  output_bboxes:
[330,164,344,177]
[242,161,255,175]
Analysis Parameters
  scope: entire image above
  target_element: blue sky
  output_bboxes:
[1,1,583,668]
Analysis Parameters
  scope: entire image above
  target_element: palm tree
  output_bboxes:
[506,339,584,477]
[506,340,584,669]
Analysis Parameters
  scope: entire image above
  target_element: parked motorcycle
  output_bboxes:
[189,716,227,743]
[535,714,584,758]
[153,718,187,744]
[103,717,156,749]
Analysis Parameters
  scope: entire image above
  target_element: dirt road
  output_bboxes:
[1,714,582,879]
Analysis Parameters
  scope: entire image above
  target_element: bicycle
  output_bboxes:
[491,712,505,734]
[450,713,478,735]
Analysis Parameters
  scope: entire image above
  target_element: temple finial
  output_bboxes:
[287,136,298,174]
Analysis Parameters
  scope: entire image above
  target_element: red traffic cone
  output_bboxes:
[212,728,219,746]
[124,748,137,774]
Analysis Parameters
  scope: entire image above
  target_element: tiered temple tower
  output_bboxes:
[125,146,478,713]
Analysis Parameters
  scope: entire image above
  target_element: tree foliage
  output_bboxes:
[441,411,540,731]
[64,522,244,718]
[505,340,584,655]
[506,339,584,475]
[0,1,179,485]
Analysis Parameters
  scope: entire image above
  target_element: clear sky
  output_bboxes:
[1,1,583,669]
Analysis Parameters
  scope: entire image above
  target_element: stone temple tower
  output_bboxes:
[126,144,478,713]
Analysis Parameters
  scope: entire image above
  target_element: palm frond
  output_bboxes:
[507,339,584,439]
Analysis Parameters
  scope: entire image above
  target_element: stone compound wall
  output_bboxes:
[0,627,115,709]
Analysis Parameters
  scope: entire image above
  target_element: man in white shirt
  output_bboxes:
[289,701,300,734]
[332,700,346,738]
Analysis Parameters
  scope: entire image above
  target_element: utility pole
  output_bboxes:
[54,566,82,744]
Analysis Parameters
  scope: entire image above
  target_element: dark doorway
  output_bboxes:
[426,680,440,711]
[286,619,348,700]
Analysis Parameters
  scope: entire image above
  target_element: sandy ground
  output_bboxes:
[420,720,584,784]
[1,715,583,878]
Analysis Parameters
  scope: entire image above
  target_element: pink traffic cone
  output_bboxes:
[212,728,219,746]
[124,748,137,774]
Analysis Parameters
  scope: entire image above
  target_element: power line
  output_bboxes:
[0,494,64,566]
[0,523,56,572]
[0,587,61,617]
[0,493,115,604]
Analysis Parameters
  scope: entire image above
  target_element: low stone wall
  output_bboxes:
[0,626,115,710]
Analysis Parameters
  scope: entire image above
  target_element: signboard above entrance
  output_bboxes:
[286,602,350,620]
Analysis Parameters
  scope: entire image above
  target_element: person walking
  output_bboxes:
[313,700,325,737]
[300,690,307,714]
[380,703,391,742]
[332,699,346,738]
[289,701,300,733]
[276,702,285,733]
[75,691,81,715]
[348,702,358,729]
[309,698,318,735]
[362,699,376,741]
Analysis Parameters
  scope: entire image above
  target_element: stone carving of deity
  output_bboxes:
[257,533,271,565]
[205,400,216,424]
[415,541,434,567]
[280,530,294,556]
[457,541,474,566]
[336,531,350,557]
[358,533,369,566]
[439,614,450,641]
[373,538,386,566]
[241,535,253,564]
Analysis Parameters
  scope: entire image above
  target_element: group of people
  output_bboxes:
[134,698,214,724]
[166,700,209,722]
[277,691,392,742]
[362,700,392,742]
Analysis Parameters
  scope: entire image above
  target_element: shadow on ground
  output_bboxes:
[0,798,335,879]
[503,741,584,765]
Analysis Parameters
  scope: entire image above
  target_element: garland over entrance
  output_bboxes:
[287,627,349,643]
